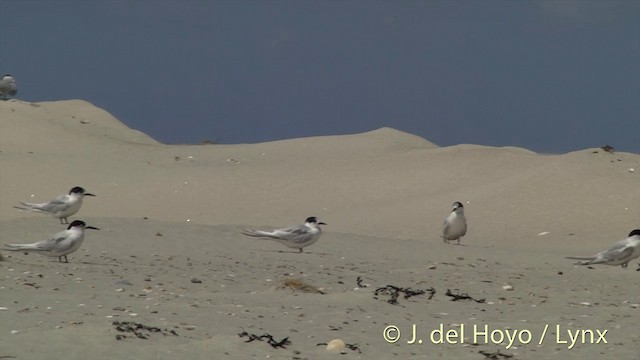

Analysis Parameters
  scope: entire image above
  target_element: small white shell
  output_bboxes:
[326,338,346,351]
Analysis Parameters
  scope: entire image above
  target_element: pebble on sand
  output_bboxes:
[326,338,346,352]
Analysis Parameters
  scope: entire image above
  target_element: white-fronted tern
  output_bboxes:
[14,186,96,224]
[0,74,17,99]
[567,229,640,267]
[442,201,467,245]
[242,216,326,253]
[4,220,99,263]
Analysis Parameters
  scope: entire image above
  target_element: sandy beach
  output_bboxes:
[1,99,638,359]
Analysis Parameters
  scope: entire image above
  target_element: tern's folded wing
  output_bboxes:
[273,225,309,238]
[40,195,72,212]
[31,234,69,251]
[596,246,634,264]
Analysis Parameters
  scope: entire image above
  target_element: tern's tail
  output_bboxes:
[4,243,38,251]
[13,202,45,212]
[241,229,278,239]
[565,256,595,260]
[565,256,596,265]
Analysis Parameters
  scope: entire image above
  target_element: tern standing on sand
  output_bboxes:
[442,201,467,245]
[566,229,640,267]
[242,216,327,253]
[0,74,17,99]
[4,220,100,263]
[14,186,96,224]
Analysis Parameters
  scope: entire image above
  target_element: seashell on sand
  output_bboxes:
[326,338,346,352]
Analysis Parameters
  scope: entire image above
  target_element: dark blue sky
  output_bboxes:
[2,1,638,153]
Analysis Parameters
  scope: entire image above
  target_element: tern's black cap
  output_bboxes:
[67,220,87,229]
[67,220,99,230]
[69,186,95,196]
[305,216,326,225]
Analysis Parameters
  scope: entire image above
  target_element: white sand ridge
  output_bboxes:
[1,99,637,245]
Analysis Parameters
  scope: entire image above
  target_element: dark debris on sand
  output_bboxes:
[374,285,436,305]
[445,289,486,303]
[238,331,291,349]
[113,321,179,340]
[600,144,615,153]
[356,276,368,288]
[479,349,514,359]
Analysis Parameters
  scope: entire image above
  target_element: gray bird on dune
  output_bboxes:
[4,220,100,263]
[566,229,640,268]
[0,74,17,99]
[442,201,467,245]
[14,186,96,224]
[242,216,327,253]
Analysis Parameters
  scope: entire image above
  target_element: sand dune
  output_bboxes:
[1,99,636,242]
[0,99,638,359]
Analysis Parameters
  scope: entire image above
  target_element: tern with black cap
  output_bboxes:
[442,201,467,245]
[242,216,326,253]
[567,229,640,267]
[4,220,100,263]
[14,186,96,224]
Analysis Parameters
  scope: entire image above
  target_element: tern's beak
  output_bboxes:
[319,222,327,225]
[84,193,96,197]
[86,226,100,230]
